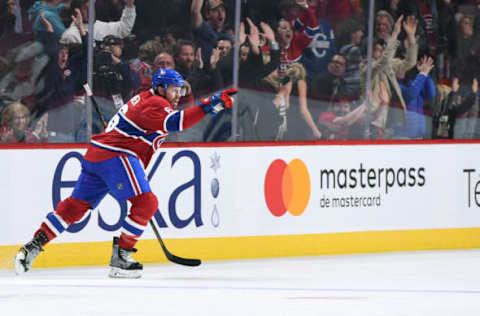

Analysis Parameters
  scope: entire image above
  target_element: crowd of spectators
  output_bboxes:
[0,0,480,143]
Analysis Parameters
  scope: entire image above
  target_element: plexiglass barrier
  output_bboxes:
[0,0,477,143]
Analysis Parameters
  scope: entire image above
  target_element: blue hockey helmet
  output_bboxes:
[152,68,185,94]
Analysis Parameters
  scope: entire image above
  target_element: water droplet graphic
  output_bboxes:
[211,178,220,198]
[211,204,220,227]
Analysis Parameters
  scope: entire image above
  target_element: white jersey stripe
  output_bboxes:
[125,216,147,231]
[119,111,146,133]
[53,213,68,229]
[91,140,139,159]
[44,220,60,237]
[119,156,142,196]
[179,111,184,131]
[120,227,140,237]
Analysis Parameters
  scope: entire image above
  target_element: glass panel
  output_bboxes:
[0,0,88,144]
[0,1,474,143]
[233,0,368,141]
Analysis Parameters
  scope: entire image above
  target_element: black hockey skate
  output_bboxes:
[108,237,143,279]
[14,231,48,274]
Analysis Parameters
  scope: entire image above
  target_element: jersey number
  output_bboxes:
[105,104,129,133]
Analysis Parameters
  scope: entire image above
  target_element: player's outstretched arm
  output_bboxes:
[168,88,238,132]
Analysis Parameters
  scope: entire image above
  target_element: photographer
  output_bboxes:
[87,34,140,135]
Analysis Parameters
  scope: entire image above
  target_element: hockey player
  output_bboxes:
[14,68,237,278]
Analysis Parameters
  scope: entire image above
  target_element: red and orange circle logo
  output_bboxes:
[264,159,311,217]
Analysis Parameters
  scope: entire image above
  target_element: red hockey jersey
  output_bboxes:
[84,89,206,167]
[278,6,319,74]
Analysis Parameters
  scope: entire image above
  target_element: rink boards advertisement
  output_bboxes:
[1,142,480,268]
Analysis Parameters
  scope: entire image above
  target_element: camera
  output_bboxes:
[94,35,123,75]
[94,50,113,74]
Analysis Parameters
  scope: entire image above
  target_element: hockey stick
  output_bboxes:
[83,84,201,267]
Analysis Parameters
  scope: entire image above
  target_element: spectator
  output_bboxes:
[450,76,479,139]
[152,50,194,108]
[219,18,280,88]
[310,0,352,29]
[379,0,456,78]
[0,41,47,110]
[153,51,175,71]
[274,1,318,76]
[299,0,336,80]
[374,10,394,42]
[94,35,141,104]
[339,20,364,98]
[0,101,47,142]
[130,39,164,94]
[431,78,478,139]
[78,34,140,138]
[406,1,455,58]
[1,0,19,37]
[317,97,357,140]
[0,0,33,58]
[174,39,221,97]
[216,36,232,59]
[318,78,393,140]
[310,54,349,108]
[432,83,454,139]
[260,1,318,140]
[207,18,281,141]
[34,9,88,142]
[191,0,233,69]
[456,14,476,60]
[392,55,437,139]
[361,15,418,139]
[28,0,66,39]
[60,0,136,45]
[306,53,350,139]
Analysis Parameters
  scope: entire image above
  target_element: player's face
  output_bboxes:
[165,86,182,108]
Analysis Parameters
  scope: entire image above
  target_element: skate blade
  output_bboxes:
[108,267,142,279]
[14,250,27,275]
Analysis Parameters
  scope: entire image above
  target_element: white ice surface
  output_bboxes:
[1,250,480,316]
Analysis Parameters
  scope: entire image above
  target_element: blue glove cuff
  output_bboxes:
[200,93,223,116]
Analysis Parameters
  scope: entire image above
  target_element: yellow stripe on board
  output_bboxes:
[1,227,480,270]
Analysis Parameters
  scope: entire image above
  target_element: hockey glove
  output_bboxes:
[200,88,238,116]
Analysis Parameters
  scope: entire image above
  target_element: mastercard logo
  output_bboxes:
[264,159,311,217]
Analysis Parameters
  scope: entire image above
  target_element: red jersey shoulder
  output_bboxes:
[126,91,174,132]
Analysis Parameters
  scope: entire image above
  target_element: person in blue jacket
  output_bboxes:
[393,55,436,139]
[28,0,66,39]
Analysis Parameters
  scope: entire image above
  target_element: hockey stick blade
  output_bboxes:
[149,219,201,267]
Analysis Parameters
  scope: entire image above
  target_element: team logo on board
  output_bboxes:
[264,159,311,217]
